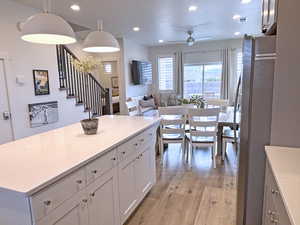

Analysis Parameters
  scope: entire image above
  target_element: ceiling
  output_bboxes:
[13,0,262,46]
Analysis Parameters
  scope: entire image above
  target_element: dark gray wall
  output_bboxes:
[271,0,300,146]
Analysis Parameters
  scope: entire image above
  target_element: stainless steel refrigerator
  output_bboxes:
[236,35,277,225]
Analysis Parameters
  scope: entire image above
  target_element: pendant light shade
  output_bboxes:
[83,21,120,53]
[21,13,76,45]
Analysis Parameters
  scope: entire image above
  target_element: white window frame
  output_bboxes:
[157,55,176,93]
[183,62,223,98]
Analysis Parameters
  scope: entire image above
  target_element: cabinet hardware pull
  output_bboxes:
[271,189,279,195]
[122,151,126,154]
[134,143,138,146]
[82,199,88,203]
[90,192,95,197]
[268,210,276,215]
[92,170,98,174]
[270,217,279,224]
[44,200,51,206]
[76,180,82,184]
[111,157,116,161]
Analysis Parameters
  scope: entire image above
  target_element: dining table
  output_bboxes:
[144,105,240,158]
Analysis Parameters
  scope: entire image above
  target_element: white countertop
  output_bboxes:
[0,115,160,195]
[265,146,300,225]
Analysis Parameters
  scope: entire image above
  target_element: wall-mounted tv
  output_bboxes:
[131,60,152,85]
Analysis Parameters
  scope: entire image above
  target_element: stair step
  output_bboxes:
[76,102,83,106]
[59,87,68,91]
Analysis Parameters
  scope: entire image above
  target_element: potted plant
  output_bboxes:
[73,57,101,135]
[178,95,206,108]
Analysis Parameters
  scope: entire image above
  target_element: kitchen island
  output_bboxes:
[0,115,160,225]
[263,146,300,225]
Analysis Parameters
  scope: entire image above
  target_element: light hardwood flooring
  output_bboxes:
[125,144,238,225]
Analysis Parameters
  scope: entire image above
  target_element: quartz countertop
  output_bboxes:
[265,146,300,225]
[0,115,160,195]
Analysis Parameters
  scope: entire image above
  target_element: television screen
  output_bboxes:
[131,60,152,85]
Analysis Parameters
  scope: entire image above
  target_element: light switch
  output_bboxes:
[16,75,25,85]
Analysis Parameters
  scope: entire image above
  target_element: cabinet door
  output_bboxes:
[37,192,88,225]
[87,168,120,225]
[135,148,153,199]
[118,154,138,223]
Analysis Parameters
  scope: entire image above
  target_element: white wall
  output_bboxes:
[0,0,87,140]
[270,0,300,147]
[148,39,243,102]
[119,38,151,114]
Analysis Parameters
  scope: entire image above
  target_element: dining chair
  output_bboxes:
[222,128,239,160]
[125,100,140,116]
[158,107,187,162]
[186,108,220,161]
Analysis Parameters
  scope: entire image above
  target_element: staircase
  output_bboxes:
[56,45,111,116]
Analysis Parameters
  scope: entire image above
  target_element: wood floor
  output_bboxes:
[125,144,238,225]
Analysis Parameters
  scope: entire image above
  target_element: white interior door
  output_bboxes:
[0,59,13,144]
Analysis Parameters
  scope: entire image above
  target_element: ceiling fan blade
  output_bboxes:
[194,36,212,41]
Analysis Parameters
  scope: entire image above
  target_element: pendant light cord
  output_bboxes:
[43,0,51,13]
[97,20,103,31]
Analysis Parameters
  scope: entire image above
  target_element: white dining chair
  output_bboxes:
[158,107,187,162]
[186,108,220,161]
[222,128,239,160]
[125,100,140,116]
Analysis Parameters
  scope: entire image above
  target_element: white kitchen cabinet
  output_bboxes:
[0,117,160,225]
[87,168,120,225]
[262,161,292,225]
[135,147,153,199]
[37,191,89,225]
[118,153,138,223]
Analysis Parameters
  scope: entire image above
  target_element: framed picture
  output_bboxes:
[111,76,119,88]
[28,101,59,128]
[33,70,50,95]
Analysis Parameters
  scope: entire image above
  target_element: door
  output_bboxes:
[0,59,13,144]
[135,148,152,199]
[118,153,138,223]
[37,192,89,225]
[87,168,120,225]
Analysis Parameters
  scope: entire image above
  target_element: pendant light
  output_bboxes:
[19,0,76,45]
[82,20,120,53]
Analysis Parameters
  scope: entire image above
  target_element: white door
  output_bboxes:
[87,169,120,225]
[0,59,13,144]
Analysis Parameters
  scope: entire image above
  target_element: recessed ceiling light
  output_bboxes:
[158,40,164,43]
[241,0,251,4]
[234,32,241,36]
[133,27,140,32]
[233,14,241,20]
[70,4,80,11]
[188,5,198,12]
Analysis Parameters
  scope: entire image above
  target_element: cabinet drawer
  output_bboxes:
[137,127,156,150]
[117,136,140,162]
[31,168,86,222]
[86,149,117,184]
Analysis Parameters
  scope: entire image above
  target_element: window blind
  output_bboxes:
[158,56,174,91]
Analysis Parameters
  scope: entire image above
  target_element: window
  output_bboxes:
[158,56,174,91]
[183,63,222,98]
[236,51,243,77]
[103,63,112,74]
[141,62,152,84]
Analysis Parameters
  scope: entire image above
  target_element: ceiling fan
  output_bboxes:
[166,30,211,46]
